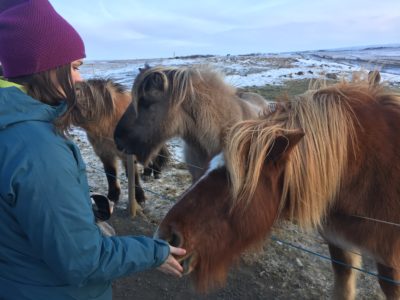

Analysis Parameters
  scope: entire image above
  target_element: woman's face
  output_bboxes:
[49,59,84,97]
[71,59,83,83]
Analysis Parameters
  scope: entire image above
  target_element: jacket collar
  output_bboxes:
[0,77,27,93]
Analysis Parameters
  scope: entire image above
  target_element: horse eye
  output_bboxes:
[139,100,152,109]
[169,231,183,247]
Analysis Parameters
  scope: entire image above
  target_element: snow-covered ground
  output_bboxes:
[79,45,400,88]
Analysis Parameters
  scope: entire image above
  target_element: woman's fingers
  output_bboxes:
[170,245,186,256]
[157,245,187,277]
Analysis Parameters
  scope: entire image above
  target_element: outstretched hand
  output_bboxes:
[157,245,186,277]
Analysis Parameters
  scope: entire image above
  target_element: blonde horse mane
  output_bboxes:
[223,79,393,229]
[134,65,236,107]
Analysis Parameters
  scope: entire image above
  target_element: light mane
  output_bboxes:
[135,65,236,107]
[223,80,387,229]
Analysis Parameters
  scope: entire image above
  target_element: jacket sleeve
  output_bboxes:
[11,134,170,286]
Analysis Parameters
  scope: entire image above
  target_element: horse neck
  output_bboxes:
[181,93,245,157]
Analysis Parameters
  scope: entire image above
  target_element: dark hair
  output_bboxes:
[8,63,77,135]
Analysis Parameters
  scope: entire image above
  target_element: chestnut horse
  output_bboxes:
[156,78,400,299]
[74,79,169,203]
[114,65,270,181]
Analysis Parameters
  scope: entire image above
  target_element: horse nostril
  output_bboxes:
[169,231,183,248]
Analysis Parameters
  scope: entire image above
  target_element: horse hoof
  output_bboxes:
[107,192,120,203]
[141,174,151,182]
[136,192,146,204]
[137,198,146,206]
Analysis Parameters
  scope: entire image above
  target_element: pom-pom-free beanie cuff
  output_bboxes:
[0,0,86,78]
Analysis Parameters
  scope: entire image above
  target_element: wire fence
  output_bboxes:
[83,144,400,286]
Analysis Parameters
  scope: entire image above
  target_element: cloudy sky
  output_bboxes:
[50,0,400,60]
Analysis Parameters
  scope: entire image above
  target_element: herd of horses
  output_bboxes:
[78,65,400,299]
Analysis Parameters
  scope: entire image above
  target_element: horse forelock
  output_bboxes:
[134,66,187,107]
[224,121,291,211]
[223,80,389,229]
[134,66,168,99]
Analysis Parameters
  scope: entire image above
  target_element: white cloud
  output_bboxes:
[50,0,400,60]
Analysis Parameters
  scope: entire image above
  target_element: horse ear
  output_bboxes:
[138,63,151,73]
[368,70,381,86]
[143,72,165,92]
[267,130,304,163]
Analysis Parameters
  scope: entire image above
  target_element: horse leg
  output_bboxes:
[151,145,170,179]
[134,165,146,204]
[184,144,208,182]
[151,161,161,179]
[123,157,146,204]
[142,164,153,181]
[328,243,361,300]
[376,263,400,299]
[100,155,120,203]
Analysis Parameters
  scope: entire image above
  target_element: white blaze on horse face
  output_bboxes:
[189,153,226,190]
[204,153,225,177]
[182,153,225,197]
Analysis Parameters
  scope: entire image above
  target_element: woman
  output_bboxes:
[0,1,185,299]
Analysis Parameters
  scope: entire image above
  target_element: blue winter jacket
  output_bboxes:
[0,84,170,300]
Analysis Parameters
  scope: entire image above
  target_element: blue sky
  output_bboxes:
[50,0,400,60]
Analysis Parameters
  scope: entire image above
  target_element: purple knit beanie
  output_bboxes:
[0,0,86,78]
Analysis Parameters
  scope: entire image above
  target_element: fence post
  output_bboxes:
[127,155,137,218]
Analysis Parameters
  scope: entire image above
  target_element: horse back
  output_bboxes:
[344,91,400,209]
[236,91,270,119]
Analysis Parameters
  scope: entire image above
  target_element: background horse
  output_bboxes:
[74,78,169,203]
[114,65,270,181]
[156,78,400,299]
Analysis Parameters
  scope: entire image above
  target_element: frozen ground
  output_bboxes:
[80,44,400,88]
[73,45,399,299]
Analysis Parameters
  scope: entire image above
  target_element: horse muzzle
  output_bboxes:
[178,253,198,275]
